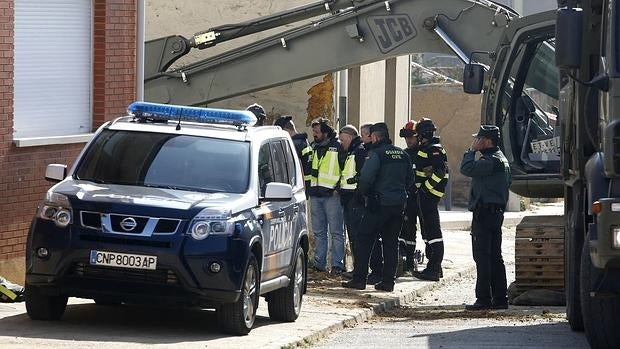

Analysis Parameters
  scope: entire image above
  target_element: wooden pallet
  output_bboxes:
[515,256,564,266]
[516,215,564,239]
[515,238,564,258]
[514,215,565,292]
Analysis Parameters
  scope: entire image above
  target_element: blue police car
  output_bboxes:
[25,102,309,335]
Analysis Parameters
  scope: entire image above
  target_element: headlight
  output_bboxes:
[613,226,620,249]
[191,221,210,240]
[37,192,72,228]
[189,208,236,241]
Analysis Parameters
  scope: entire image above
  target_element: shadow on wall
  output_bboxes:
[411,83,483,207]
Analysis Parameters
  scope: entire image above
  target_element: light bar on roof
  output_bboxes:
[127,102,257,126]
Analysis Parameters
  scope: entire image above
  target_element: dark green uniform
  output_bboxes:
[351,139,413,287]
[460,140,512,308]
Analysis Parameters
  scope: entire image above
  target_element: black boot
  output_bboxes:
[412,269,440,281]
[374,282,394,292]
[342,279,366,290]
[465,299,493,311]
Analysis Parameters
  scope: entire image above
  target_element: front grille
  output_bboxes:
[154,219,180,234]
[70,262,179,285]
[81,212,102,229]
[79,211,181,236]
[79,234,172,248]
[111,214,149,234]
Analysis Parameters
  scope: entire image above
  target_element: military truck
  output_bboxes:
[142,0,619,345]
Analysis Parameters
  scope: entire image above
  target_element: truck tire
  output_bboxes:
[267,247,306,322]
[25,283,68,321]
[565,188,584,331]
[217,255,259,335]
[580,234,620,348]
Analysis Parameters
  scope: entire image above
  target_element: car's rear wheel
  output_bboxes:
[25,283,68,321]
[267,246,306,322]
[218,255,259,335]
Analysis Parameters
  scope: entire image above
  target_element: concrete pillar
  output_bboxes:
[347,67,361,128]
[359,61,386,126]
[385,56,411,148]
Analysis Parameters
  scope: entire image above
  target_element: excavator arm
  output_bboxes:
[144,0,517,105]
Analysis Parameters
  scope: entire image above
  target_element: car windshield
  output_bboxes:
[75,130,250,193]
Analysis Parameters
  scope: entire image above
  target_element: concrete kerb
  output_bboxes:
[284,265,477,348]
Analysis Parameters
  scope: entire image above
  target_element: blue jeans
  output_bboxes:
[310,193,345,270]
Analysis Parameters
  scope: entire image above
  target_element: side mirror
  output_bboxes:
[462,63,485,94]
[45,164,67,182]
[264,182,293,201]
[555,8,583,69]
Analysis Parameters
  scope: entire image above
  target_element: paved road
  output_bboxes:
[313,264,589,349]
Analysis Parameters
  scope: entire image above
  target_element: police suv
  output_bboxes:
[25,102,309,335]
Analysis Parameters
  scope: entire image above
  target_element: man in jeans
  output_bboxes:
[308,118,345,275]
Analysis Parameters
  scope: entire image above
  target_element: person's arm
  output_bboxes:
[358,151,379,196]
[460,151,495,177]
[421,148,446,195]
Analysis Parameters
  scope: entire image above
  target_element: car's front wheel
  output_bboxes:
[267,246,306,322]
[218,255,259,335]
[25,283,68,321]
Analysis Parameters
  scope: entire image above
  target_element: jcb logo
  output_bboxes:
[367,14,417,54]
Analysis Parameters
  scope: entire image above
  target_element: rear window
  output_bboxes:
[75,130,250,193]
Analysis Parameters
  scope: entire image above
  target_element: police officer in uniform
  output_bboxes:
[274,115,313,189]
[337,125,367,276]
[342,123,413,291]
[412,118,448,282]
[246,103,267,126]
[399,120,420,273]
[461,125,511,310]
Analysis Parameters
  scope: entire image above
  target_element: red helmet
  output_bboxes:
[399,120,417,138]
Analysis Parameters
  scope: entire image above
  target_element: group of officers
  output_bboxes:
[248,103,511,309]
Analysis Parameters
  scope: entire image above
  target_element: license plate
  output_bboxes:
[89,250,157,270]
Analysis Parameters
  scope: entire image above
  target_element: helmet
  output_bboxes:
[399,120,417,138]
[415,118,436,137]
[246,103,266,125]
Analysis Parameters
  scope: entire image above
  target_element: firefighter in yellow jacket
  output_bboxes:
[412,118,448,281]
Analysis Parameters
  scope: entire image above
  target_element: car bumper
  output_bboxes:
[26,219,250,305]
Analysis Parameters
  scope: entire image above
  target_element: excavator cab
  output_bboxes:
[466,10,561,198]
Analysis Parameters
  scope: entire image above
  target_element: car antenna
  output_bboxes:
[176,112,182,130]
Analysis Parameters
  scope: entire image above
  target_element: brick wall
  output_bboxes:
[0,0,137,275]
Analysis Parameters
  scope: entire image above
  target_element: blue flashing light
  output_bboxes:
[127,102,257,127]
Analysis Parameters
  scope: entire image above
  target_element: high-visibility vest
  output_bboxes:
[340,154,357,190]
[310,146,341,190]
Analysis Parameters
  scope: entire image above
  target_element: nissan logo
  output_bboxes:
[120,217,138,232]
